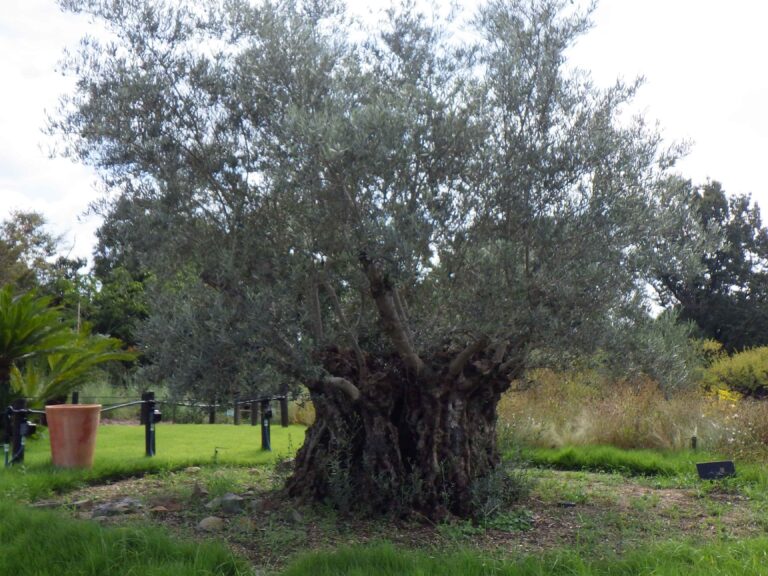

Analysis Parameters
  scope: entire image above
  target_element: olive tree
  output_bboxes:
[52,0,682,518]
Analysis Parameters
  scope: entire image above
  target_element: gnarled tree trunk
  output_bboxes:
[286,347,519,519]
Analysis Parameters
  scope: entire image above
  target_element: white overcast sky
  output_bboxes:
[2,0,767,263]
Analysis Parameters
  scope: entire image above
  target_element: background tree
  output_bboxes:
[655,180,768,351]
[0,211,59,291]
[53,0,686,518]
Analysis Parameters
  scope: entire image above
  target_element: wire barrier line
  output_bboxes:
[100,400,146,413]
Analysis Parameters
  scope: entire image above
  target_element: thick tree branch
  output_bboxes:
[322,376,361,402]
[448,335,489,378]
[491,339,509,365]
[392,287,414,349]
[308,279,324,342]
[361,254,427,376]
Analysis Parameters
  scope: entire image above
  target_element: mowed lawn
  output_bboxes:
[2,423,306,500]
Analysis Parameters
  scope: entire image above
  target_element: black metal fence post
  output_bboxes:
[3,407,11,467]
[279,396,289,427]
[233,393,241,426]
[10,399,27,465]
[142,391,156,457]
[71,391,79,404]
[250,401,258,426]
[260,399,272,451]
[208,403,216,424]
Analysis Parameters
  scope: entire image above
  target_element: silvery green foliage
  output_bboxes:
[52,0,688,398]
[601,308,703,396]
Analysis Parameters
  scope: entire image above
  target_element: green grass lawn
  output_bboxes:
[0,501,251,576]
[281,540,768,576]
[521,444,709,476]
[3,423,305,500]
[7,425,768,575]
[0,423,304,575]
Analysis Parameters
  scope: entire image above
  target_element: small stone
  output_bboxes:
[220,493,244,514]
[150,506,169,515]
[198,516,225,531]
[185,466,202,474]
[206,493,244,514]
[72,499,92,510]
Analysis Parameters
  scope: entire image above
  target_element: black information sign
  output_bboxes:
[696,460,736,480]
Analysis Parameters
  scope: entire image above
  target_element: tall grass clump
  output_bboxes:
[497,370,709,451]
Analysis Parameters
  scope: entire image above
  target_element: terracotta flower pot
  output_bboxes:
[45,404,102,468]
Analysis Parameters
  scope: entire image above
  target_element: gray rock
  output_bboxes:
[185,466,202,474]
[206,493,244,514]
[198,516,225,531]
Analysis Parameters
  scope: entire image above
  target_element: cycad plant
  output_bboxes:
[0,286,134,410]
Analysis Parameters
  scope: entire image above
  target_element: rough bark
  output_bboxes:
[286,345,519,519]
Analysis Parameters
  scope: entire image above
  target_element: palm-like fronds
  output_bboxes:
[0,286,73,372]
[0,286,137,406]
[10,334,136,407]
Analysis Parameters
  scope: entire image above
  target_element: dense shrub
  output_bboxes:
[702,347,768,397]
